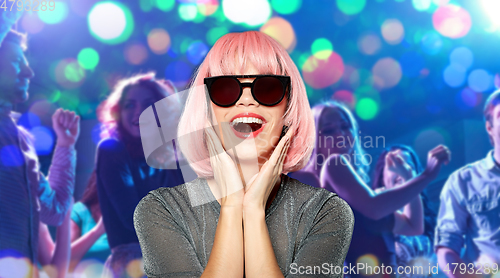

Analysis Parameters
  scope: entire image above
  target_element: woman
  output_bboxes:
[289,101,450,278]
[134,31,354,277]
[96,73,185,277]
[373,145,437,278]
[69,170,110,271]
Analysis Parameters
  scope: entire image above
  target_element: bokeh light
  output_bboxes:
[468,69,492,92]
[332,90,355,108]
[70,0,99,17]
[399,51,425,78]
[432,4,471,39]
[412,0,431,11]
[0,257,32,278]
[381,19,405,45]
[38,1,69,25]
[311,38,333,59]
[30,126,55,155]
[147,29,171,55]
[156,0,176,12]
[356,254,379,276]
[456,87,482,110]
[481,0,500,29]
[77,48,100,70]
[29,100,57,121]
[18,112,41,130]
[21,13,45,34]
[349,69,375,90]
[187,41,209,65]
[124,43,148,65]
[54,59,86,89]
[88,2,134,44]
[420,31,443,55]
[223,0,271,26]
[126,259,145,278]
[271,0,301,14]
[73,260,106,277]
[178,3,198,21]
[260,17,297,52]
[337,0,366,15]
[206,26,229,46]
[414,128,448,155]
[302,52,345,89]
[356,98,379,120]
[358,33,381,55]
[372,58,402,89]
[197,0,219,16]
[443,63,467,88]
[449,46,473,70]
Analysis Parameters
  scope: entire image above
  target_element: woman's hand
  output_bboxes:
[243,127,293,211]
[422,145,451,181]
[205,120,245,207]
[386,149,415,182]
[53,108,80,148]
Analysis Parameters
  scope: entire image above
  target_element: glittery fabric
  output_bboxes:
[134,174,354,277]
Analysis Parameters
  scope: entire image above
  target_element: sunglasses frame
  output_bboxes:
[204,75,291,107]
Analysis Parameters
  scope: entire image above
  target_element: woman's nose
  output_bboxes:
[236,87,258,107]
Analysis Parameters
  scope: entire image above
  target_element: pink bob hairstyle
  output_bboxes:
[177,31,315,178]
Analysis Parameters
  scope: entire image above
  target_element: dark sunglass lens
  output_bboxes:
[253,77,285,105]
[210,78,240,106]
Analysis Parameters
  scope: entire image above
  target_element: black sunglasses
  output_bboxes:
[204,75,291,107]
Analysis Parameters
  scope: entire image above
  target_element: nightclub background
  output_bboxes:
[9,0,498,248]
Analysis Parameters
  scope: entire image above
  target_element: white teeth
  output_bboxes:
[231,117,263,124]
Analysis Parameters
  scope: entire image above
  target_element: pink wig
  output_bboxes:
[177,31,315,178]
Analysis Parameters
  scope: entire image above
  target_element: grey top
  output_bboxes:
[134,174,354,277]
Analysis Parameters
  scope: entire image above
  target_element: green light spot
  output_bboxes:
[77,48,99,70]
[271,0,301,14]
[178,4,198,21]
[355,98,378,120]
[140,0,154,12]
[336,0,366,15]
[64,63,85,83]
[193,10,206,23]
[298,52,311,69]
[58,93,80,111]
[412,0,431,11]
[311,38,333,59]
[38,1,68,24]
[49,91,61,103]
[156,0,175,12]
[206,27,228,45]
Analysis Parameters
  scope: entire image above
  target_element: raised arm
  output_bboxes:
[36,109,79,226]
[321,145,450,220]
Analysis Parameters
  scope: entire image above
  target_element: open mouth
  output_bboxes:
[230,117,265,139]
